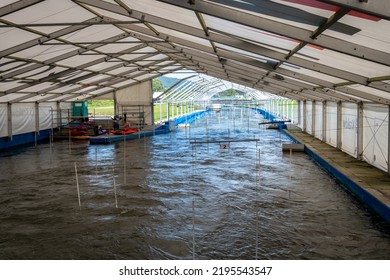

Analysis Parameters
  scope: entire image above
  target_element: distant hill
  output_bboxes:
[158,76,181,89]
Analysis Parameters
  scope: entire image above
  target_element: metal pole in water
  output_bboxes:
[68,110,71,153]
[113,164,118,209]
[124,136,127,185]
[192,198,196,260]
[74,162,81,210]
[256,148,261,260]
[206,118,209,152]
[289,148,292,198]
[95,146,98,176]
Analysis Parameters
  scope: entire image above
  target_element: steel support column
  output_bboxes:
[113,90,117,116]
[312,101,316,136]
[337,101,342,149]
[357,102,364,160]
[388,105,390,175]
[322,101,327,142]
[35,102,40,135]
[297,100,301,127]
[7,103,12,140]
[303,100,307,132]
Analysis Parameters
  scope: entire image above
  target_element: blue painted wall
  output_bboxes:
[0,129,52,150]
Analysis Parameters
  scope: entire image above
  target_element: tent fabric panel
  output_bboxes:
[15,66,67,80]
[280,64,348,84]
[0,28,40,52]
[12,103,35,135]
[2,0,94,25]
[297,47,390,77]
[0,93,29,103]
[56,54,106,68]
[341,102,358,157]
[326,101,338,147]
[314,101,323,140]
[82,5,137,22]
[59,25,124,43]
[306,101,313,134]
[205,15,299,51]
[122,0,203,30]
[334,14,390,52]
[39,103,53,130]
[149,24,212,47]
[94,42,144,54]
[362,103,389,172]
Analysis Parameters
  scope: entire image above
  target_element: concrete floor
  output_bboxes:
[285,129,390,222]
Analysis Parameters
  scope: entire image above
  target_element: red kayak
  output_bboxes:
[110,128,139,135]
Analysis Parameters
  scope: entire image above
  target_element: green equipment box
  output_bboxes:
[72,101,88,117]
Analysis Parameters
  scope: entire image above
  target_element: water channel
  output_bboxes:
[0,107,389,259]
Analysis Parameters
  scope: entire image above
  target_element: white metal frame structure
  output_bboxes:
[0,0,390,173]
[0,0,389,104]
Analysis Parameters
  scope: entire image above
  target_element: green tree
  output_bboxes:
[153,78,164,92]
[219,88,237,96]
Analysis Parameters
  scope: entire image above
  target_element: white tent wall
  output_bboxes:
[12,103,35,135]
[39,102,61,131]
[290,99,389,173]
[114,81,153,125]
[341,103,358,157]
[362,104,389,172]
[0,102,71,139]
[326,102,338,148]
[315,102,323,140]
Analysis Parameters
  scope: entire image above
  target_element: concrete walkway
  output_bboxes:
[284,129,390,223]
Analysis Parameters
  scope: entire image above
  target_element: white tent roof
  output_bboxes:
[1,0,389,103]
